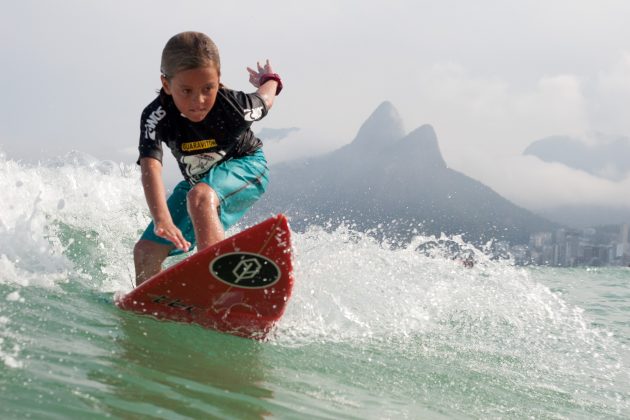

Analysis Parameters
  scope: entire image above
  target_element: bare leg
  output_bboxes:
[187,183,225,251]
[133,239,173,286]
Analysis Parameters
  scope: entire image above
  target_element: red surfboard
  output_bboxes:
[115,214,294,339]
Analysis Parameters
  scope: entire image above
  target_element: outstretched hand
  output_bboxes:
[153,220,191,252]
[247,59,275,88]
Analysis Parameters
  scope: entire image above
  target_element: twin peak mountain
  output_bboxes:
[254,101,554,244]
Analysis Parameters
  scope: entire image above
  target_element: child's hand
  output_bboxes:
[154,220,191,252]
[247,59,275,88]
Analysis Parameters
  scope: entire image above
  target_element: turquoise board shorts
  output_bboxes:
[140,149,269,254]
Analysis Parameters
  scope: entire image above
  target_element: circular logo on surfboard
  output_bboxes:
[210,252,281,289]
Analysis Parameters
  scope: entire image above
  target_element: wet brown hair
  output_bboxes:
[160,32,221,79]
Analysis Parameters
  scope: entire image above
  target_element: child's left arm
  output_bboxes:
[247,59,283,110]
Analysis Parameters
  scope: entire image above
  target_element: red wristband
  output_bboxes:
[259,73,283,96]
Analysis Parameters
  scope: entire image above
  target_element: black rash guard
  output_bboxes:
[138,87,267,185]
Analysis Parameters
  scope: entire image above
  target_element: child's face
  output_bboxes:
[162,65,220,122]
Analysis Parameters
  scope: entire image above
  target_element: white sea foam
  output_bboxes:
[0,151,148,369]
[276,223,501,343]
[269,222,626,402]
[0,315,23,369]
[0,151,145,291]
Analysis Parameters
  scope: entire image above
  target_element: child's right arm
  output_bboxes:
[140,158,191,252]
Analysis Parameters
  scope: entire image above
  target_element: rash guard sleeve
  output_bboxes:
[137,99,167,164]
[218,90,268,126]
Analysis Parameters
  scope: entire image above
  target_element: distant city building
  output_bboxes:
[518,223,630,267]
[619,223,630,265]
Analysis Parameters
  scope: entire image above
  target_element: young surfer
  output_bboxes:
[133,31,282,285]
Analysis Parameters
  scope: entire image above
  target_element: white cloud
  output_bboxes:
[487,156,630,210]
[402,64,587,159]
[590,52,630,136]
[385,58,630,210]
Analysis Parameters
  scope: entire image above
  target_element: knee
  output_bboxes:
[187,183,220,210]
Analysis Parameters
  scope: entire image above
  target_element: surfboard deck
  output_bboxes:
[115,214,294,340]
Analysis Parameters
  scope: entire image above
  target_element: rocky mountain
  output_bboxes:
[250,102,557,244]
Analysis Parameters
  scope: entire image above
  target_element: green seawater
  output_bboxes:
[1,154,629,419]
[1,266,629,419]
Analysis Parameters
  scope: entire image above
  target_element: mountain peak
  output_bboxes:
[256,102,556,245]
[352,101,405,146]
[393,124,447,169]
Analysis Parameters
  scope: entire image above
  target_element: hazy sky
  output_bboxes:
[1,0,630,212]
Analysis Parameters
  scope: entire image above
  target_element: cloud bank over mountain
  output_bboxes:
[524,134,630,181]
